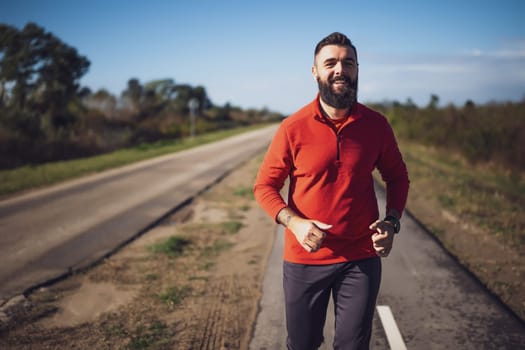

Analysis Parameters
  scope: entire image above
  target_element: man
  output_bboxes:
[253,32,410,350]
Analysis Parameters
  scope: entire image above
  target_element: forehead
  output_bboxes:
[315,44,356,63]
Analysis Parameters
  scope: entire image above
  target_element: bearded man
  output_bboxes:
[254,32,410,350]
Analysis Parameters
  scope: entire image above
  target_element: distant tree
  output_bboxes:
[121,78,143,111]
[405,97,417,109]
[464,99,475,109]
[0,79,6,108]
[78,86,92,99]
[144,78,177,102]
[82,89,116,117]
[193,85,212,112]
[0,22,90,133]
[427,94,440,109]
[171,84,211,113]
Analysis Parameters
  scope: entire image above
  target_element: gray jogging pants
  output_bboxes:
[283,257,381,350]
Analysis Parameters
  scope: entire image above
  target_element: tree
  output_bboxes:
[83,89,116,117]
[464,99,475,109]
[0,22,90,131]
[427,94,440,109]
[121,78,143,111]
[144,78,177,102]
[405,97,417,109]
[171,84,210,113]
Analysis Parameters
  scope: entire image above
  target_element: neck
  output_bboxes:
[319,98,351,120]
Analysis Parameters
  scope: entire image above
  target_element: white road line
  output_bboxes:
[377,305,407,350]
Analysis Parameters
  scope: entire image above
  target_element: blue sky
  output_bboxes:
[1,0,524,114]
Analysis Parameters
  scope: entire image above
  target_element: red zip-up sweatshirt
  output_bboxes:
[254,97,409,264]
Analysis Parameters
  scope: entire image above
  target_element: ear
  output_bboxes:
[312,65,319,81]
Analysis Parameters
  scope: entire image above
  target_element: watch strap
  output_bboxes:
[383,215,400,233]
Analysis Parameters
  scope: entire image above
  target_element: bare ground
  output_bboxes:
[0,152,523,349]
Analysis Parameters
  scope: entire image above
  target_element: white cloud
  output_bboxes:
[358,41,525,106]
[466,39,525,59]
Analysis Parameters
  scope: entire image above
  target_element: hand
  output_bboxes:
[288,217,332,253]
[369,219,395,257]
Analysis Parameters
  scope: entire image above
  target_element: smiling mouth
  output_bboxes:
[331,77,348,85]
[331,78,349,89]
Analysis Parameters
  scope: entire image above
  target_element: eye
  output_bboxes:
[344,60,356,68]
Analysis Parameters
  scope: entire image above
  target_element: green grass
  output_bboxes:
[148,236,191,258]
[233,186,254,199]
[203,239,234,257]
[220,221,243,235]
[158,285,192,306]
[0,124,271,197]
[104,318,171,349]
[127,320,170,350]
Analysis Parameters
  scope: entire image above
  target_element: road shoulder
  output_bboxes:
[0,155,275,349]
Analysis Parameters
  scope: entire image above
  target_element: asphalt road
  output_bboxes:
[2,124,524,349]
[0,125,278,302]
[249,183,525,349]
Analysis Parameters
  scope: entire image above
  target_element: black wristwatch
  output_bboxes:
[383,215,401,234]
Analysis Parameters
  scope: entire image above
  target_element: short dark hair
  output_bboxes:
[314,32,357,61]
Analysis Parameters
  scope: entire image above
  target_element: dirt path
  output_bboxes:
[0,155,275,349]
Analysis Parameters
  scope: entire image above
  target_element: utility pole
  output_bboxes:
[188,98,199,138]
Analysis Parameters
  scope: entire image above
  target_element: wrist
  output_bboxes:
[277,207,296,227]
[383,215,400,233]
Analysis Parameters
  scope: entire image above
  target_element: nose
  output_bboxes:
[333,61,343,75]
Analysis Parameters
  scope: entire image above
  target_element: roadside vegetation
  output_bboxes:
[371,96,525,249]
[0,123,270,197]
[371,96,525,320]
[370,95,524,174]
[0,22,283,170]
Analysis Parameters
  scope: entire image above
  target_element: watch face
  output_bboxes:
[392,220,400,232]
[385,216,400,233]
[394,221,400,233]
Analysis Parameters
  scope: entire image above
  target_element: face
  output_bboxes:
[312,44,358,110]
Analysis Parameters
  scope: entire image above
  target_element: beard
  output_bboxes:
[317,74,358,110]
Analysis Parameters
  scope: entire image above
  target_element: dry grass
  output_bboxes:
[394,140,524,320]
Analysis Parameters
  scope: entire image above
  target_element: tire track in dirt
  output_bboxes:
[197,278,228,349]
[179,276,243,350]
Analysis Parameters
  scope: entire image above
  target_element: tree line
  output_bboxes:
[370,95,525,174]
[2,22,523,174]
[0,22,282,169]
